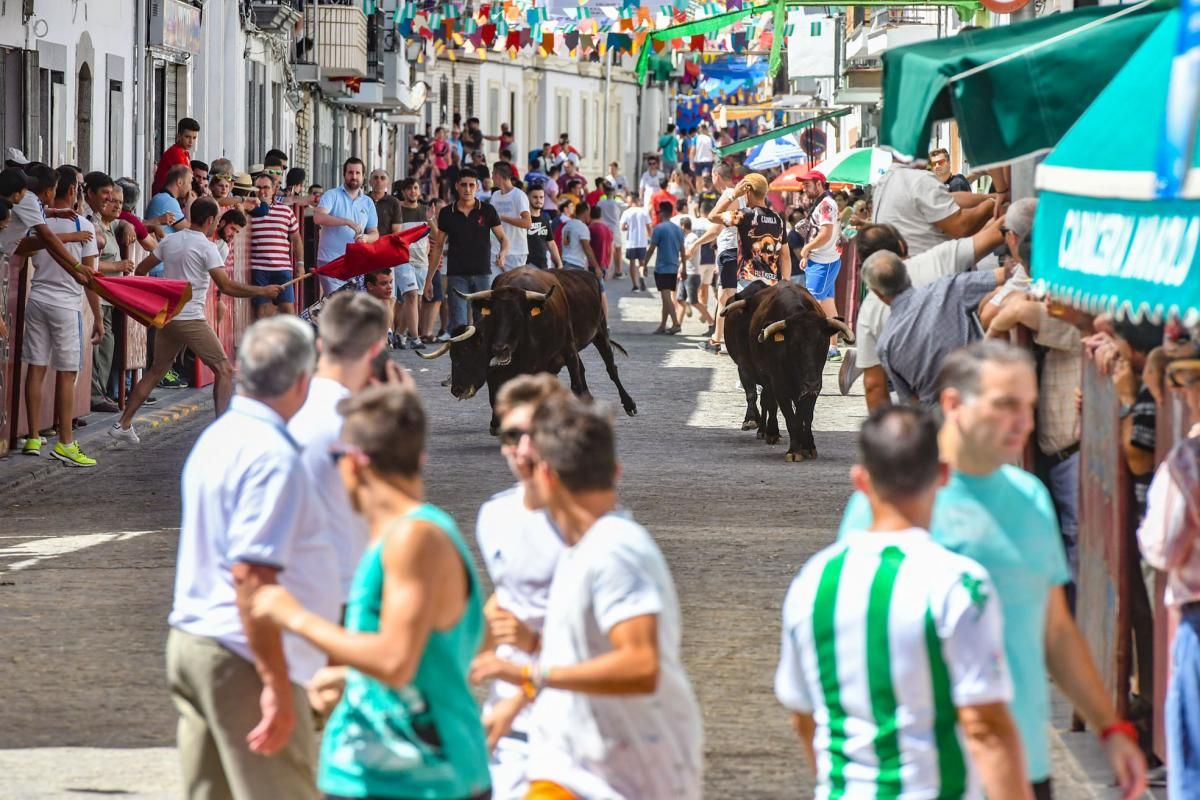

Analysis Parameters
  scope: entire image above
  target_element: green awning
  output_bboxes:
[1033,8,1200,326]
[715,108,851,156]
[879,0,1170,168]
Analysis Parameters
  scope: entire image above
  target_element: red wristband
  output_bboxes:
[1100,720,1137,743]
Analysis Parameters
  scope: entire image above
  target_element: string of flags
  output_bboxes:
[394,0,785,63]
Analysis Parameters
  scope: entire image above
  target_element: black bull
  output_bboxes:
[721,282,853,461]
[418,267,637,433]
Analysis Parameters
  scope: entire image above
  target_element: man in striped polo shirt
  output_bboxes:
[777,406,1028,799]
[249,171,303,319]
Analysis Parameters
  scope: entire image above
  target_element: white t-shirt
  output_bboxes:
[856,237,976,369]
[683,232,701,276]
[807,194,841,264]
[0,190,47,258]
[715,188,746,253]
[775,530,1011,800]
[619,206,651,249]
[528,514,703,800]
[872,166,959,257]
[156,229,224,321]
[475,485,564,733]
[639,169,665,206]
[490,186,531,258]
[692,133,715,163]
[560,217,591,267]
[287,376,368,600]
[28,216,98,309]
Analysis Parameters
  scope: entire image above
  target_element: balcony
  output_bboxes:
[294,1,369,84]
[248,0,302,32]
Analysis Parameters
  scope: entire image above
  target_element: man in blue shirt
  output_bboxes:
[644,201,684,335]
[838,340,1147,800]
[313,157,379,296]
[145,164,192,279]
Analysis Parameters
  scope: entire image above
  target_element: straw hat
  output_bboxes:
[231,172,255,197]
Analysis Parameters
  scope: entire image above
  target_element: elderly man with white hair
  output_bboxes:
[166,315,337,799]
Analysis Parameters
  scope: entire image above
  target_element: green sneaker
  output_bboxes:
[21,437,43,455]
[827,347,843,363]
[51,440,97,468]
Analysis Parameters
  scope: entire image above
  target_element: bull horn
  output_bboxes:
[454,288,493,302]
[721,299,746,317]
[524,284,557,303]
[758,319,788,343]
[827,317,855,344]
[415,341,451,360]
[450,325,478,343]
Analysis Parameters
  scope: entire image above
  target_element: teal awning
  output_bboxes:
[879,1,1170,167]
[1033,8,1200,325]
[715,108,851,157]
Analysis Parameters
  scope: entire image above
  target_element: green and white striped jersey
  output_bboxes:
[775,529,1012,799]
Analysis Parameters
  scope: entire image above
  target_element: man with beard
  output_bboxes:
[313,158,379,296]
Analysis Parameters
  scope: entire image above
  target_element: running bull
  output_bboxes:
[723,282,853,461]
[418,266,637,433]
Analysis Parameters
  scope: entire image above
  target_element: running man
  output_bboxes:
[777,405,1028,799]
[474,374,570,798]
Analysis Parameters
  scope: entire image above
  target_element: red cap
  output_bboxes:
[800,169,827,184]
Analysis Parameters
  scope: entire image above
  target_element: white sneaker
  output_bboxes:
[838,347,862,396]
[108,423,140,444]
[436,331,451,342]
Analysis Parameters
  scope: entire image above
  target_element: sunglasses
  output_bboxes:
[329,443,368,465]
[498,427,529,446]
[930,159,948,167]
[266,168,284,176]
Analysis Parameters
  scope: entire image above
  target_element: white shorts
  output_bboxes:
[394,263,420,296]
[700,263,716,286]
[22,298,83,372]
[489,733,530,800]
[490,252,528,281]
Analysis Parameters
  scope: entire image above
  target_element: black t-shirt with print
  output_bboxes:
[527,210,554,268]
[736,205,786,283]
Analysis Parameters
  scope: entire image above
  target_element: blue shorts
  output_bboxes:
[251,269,296,306]
[625,247,647,262]
[805,258,842,300]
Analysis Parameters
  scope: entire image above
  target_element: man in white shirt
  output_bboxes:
[471,395,703,800]
[847,219,1004,407]
[166,316,333,800]
[690,122,716,187]
[288,292,391,602]
[490,162,531,278]
[558,201,599,275]
[776,405,1026,799]
[638,156,666,207]
[607,161,628,195]
[619,195,652,292]
[111,198,282,443]
[474,374,570,798]
[18,169,102,465]
[872,164,997,257]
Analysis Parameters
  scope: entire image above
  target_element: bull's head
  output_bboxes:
[758,315,856,396]
[454,284,557,369]
[415,325,485,399]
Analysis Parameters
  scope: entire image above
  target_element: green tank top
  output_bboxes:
[318,503,490,799]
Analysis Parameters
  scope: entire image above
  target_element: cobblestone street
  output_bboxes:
[0,290,1117,799]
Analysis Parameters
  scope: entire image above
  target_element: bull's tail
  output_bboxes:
[609,338,629,357]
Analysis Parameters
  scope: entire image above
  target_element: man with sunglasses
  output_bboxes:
[929,148,971,193]
[638,156,666,208]
[472,374,569,798]
[249,172,304,319]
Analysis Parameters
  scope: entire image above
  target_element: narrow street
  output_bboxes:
[0,289,868,798]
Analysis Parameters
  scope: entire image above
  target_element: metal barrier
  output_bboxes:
[1077,353,1132,718]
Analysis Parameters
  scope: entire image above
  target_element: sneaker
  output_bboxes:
[158,369,187,389]
[408,338,426,351]
[143,394,159,406]
[108,423,140,445]
[837,347,862,396]
[21,436,43,456]
[51,440,97,467]
[436,331,451,343]
[91,396,119,413]
[827,346,842,362]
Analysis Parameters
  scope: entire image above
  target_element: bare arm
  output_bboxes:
[289,231,305,275]
[500,210,532,230]
[548,239,563,269]
[864,365,891,411]
[361,226,379,244]
[779,238,792,281]
[972,215,1006,261]
[790,712,818,773]
[800,224,835,260]
[688,220,723,255]
[232,561,295,755]
[313,207,360,232]
[582,240,600,273]
[425,229,448,293]
[134,252,162,276]
[30,223,90,284]
[935,199,996,239]
[1045,588,1147,799]
[958,703,1033,800]
[209,267,278,300]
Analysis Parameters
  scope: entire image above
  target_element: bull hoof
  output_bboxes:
[741,419,759,431]
[489,423,500,436]
[785,451,807,462]
[765,433,781,445]
[756,428,766,440]
[624,403,638,417]
[801,448,818,459]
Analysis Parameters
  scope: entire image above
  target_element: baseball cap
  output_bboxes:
[5,147,29,168]
[799,169,827,184]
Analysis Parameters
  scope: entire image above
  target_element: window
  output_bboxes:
[465,78,474,119]
[107,79,123,177]
[579,95,588,159]
[452,81,461,123]
[245,62,267,165]
[487,84,500,141]
[555,92,570,141]
[592,96,600,160]
[439,75,449,125]
[271,82,282,149]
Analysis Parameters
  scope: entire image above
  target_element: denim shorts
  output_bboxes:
[250,269,296,306]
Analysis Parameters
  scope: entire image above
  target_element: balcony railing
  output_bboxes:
[295,0,369,80]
